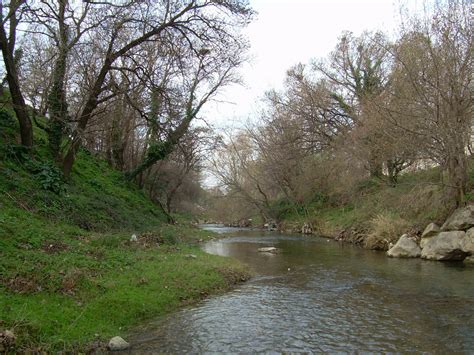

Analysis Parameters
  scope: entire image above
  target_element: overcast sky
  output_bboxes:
[202,0,420,128]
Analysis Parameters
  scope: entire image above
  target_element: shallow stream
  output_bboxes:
[128,225,474,353]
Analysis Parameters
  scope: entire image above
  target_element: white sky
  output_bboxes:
[202,0,420,128]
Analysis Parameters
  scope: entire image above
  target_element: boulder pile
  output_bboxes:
[388,205,474,264]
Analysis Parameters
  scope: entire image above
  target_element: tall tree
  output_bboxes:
[0,0,33,148]
[61,0,252,177]
[314,31,392,178]
[383,1,472,207]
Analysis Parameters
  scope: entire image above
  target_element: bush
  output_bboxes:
[364,213,410,250]
[27,160,65,194]
[268,198,306,221]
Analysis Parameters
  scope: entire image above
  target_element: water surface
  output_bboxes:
[129,227,474,353]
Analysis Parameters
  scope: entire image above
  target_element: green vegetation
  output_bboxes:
[0,110,250,352]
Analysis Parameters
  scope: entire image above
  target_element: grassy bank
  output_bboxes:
[0,226,249,352]
[279,162,474,249]
[0,109,250,352]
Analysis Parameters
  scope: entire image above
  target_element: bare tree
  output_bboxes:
[147,126,216,215]
[379,1,472,206]
[210,130,279,222]
[314,31,392,178]
[60,0,252,177]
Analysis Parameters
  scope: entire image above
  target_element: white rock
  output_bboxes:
[441,205,474,231]
[108,336,130,351]
[421,231,467,261]
[387,234,421,258]
[130,234,138,242]
[258,247,278,253]
[421,223,440,238]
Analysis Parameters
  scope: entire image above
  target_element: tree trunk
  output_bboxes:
[126,113,193,180]
[445,144,467,209]
[47,0,69,160]
[62,143,78,177]
[368,160,383,179]
[47,52,68,160]
[386,159,398,186]
[111,117,126,171]
[0,18,33,148]
[10,83,33,148]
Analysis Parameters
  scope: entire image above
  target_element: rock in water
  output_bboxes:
[258,247,278,253]
[464,256,474,266]
[441,205,474,231]
[387,234,421,258]
[108,336,130,351]
[421,231,468,261]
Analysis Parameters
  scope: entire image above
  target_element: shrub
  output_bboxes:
[364,213,410,250]
[26,160,65,194]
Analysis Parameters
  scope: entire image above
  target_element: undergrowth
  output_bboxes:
[0,107,250,352]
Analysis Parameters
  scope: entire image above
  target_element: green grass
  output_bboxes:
[0,106,250,352]
[0,231,249,352]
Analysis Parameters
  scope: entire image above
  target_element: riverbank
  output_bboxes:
[0,121,250,352]
[276,164,473,247]
[0,225,250,352]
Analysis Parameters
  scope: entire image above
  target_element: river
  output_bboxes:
[128,225,474,353]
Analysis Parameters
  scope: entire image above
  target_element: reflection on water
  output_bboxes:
[129,228,474,353]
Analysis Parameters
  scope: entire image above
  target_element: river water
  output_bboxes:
[129,225,474,353]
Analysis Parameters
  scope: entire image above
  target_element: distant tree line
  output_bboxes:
[208,1,472,222]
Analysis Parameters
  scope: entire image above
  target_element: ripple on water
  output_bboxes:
[130,231,474,353]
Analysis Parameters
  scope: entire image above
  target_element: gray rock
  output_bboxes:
[463,256,474,265]
[441,205,474,231]
[185,254,197,259]
[421,223,440,238]
[387,234,421,258]
[421,231,468,261]
[420,237,431,249]
[461,228,474,254]
[108,336,129,351]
